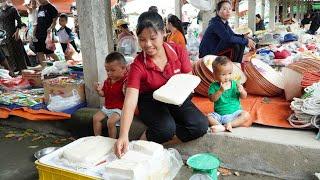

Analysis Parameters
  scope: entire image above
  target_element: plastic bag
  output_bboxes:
[41,61,68,79]
[117,35,138,56]
[47,89,81,112]
[0,76,30,91]
[45,32,56,51]
[0,69,12,79]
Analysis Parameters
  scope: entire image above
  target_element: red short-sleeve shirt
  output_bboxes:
[127,43,192,93]
[103,75,126,109]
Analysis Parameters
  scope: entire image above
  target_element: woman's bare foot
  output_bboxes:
[210,125,226,133]
[225,123,233,132]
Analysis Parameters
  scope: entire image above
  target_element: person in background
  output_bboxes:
[307,12,320,35]
[114,11,208,158]
[0,0,28,73]
[34,0,59,67]
[199,0,255,62]
[255,14,265,31]
[56,14,80,55]
[24,0,38,42]
[93,52,127,138]
[301,13,311,28]
[208,56,251,132]
[0,49,13,76]
[166,14,187,48]
[116,19,137,57]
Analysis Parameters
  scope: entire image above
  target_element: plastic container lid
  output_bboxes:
[187,153,220,171]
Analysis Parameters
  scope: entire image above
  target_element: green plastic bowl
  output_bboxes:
[187,153,220,180]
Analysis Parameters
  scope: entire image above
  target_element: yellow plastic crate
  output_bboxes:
[35,160,101,180]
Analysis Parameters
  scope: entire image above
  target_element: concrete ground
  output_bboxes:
[0,125,280,180]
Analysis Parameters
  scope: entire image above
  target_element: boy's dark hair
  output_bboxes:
[59,14,68,21]
[105,51,126,64]
[136,11,164,36]
[216,0,231,14]
[212,56,231,71]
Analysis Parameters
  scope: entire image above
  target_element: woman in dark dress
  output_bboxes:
[0,0,28,72]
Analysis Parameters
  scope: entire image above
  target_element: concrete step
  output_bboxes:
[170,127,320,180]
[2,108,319,179]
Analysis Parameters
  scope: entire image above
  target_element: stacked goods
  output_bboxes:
[243,58,284,96]
[61,136,116,168]
[283,57,320,100]
[22,70,43,87]
[288,82,320,131]
[193,55,246,96]
[37,136,183,180]
[301,71,320,88]
[43,76,85,103]
[0,89,44,109]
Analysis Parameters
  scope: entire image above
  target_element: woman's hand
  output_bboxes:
[114,135,129,158]
[247,39,256,50]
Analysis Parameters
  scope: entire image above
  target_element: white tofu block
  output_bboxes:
[131,140,164,156]
[153,74,200,105]
[61,136,116,166]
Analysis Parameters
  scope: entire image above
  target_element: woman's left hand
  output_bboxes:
[12,31,20,41]
[237,83,245,93]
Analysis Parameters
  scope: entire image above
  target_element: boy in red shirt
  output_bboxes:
[93,52,127,138]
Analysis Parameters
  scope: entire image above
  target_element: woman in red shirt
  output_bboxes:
[115,11,208,157]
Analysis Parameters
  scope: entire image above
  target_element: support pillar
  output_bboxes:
[248,0,256,32]
[175,0,182,20]
[201,0,216,34]
[235,0,240,28]
[283,0,288,20]
[269,0,276,30]
[289,0,294,19]
[76,0,113,107]
[276,1,280,22]
[261,0,266,19]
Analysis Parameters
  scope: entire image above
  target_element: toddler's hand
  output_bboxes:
[237,83,245,93]
[220,82,229,92]
[94,82,102,91]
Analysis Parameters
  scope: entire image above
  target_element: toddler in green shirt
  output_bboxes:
[207,56,251,132]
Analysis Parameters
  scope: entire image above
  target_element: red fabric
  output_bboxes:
[273,50,291,59]
[127,43,192,93]
[103,76,126,109]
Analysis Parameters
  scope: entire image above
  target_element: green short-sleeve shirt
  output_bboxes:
[208,80,241,115]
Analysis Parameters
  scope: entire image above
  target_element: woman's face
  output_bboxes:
[138,28,164,57]
[256,17,260,23]
[218,2,232,21]
[166,21,173,32]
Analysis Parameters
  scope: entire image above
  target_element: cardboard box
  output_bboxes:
[43,77,85,104]
[22,70,43,87]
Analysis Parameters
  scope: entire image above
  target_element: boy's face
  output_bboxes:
[105,61,126,80]
[214,62,233,83]
[59,17,67,27]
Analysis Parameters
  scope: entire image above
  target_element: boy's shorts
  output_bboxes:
[209,110,243,125]
[101,106,121,126]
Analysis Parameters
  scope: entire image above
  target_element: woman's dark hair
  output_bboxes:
[136,11,164,36]
[256,14,262,20]
[216,0,231,14]
[167,14,187,44]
